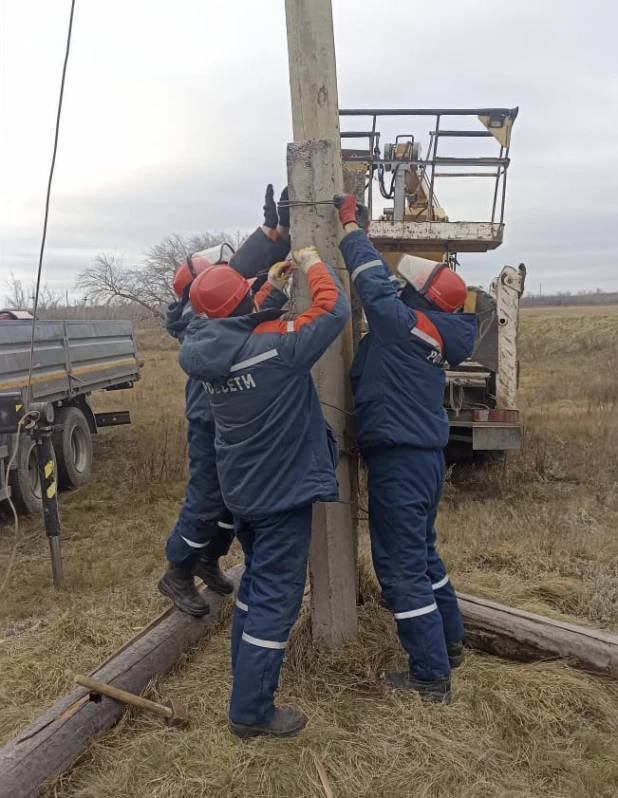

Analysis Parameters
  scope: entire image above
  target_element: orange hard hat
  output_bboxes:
[189,263,251,318]
[172,254,215,298]
[397,255,467,313]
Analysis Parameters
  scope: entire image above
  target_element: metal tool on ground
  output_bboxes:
[74,675,189,727]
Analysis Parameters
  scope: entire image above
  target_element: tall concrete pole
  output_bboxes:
[285,0,358,645]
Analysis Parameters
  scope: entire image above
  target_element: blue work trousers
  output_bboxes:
[165,417,234,564]
[229,505,313,725]
[364,445,463,681]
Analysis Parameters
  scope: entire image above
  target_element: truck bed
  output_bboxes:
[0,320,141,402]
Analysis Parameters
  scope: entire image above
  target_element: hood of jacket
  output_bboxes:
[429,311,478,367]
[401,292,477,368]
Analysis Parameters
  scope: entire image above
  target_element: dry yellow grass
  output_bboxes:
[1,308,617,797]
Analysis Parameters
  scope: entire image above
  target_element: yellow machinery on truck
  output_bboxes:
[340,107,525,460]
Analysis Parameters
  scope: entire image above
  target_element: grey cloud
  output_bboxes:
[2,0,617,297]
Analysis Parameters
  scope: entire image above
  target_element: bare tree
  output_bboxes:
[76,231,246,320]
[3,273,27,309]
[3,273,65,314]
[76,253,159,318]
[37,285,64,312]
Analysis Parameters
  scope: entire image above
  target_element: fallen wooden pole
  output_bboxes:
[0,565,243,798]
[2,576,616,798]
[459,592,618,676]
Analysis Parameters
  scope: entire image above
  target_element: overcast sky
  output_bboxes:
[1,0,616,299]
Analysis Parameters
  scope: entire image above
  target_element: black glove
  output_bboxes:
[356,202,370,231]
[230,228,276,278]
[277,186,290,228]
[263,184,278,229]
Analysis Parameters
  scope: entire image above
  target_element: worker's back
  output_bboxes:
[339,228,477,452]
[179,262,350,520]
[351,304,476,451]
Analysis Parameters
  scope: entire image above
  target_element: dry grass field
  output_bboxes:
[521,304,618,318]
[1,307,617,797]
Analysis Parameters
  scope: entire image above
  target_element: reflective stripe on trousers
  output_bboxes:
[180,535,210,550]
[241,632,287,650]
[394,602,438,620]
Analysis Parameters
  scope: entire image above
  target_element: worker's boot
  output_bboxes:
[447,641,464,669]
[193,555,234,596]
[229,707,308,739]
[381,671,452,704]
[158,562,210,617]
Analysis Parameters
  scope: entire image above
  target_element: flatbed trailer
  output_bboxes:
[0,318,141,514]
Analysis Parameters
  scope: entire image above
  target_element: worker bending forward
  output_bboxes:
[179,245,350,738]
[159,186,291,616]
[336,194,477,703]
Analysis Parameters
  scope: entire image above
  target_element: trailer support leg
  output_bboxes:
[34,425,65,590]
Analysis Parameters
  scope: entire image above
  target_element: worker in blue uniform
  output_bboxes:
[158,186,292,617]
[179,245,350,738]
[335,194,477,703]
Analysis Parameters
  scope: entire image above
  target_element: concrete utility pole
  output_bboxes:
[285,0,358,645]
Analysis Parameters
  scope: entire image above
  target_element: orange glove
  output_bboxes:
[333,194,370,231]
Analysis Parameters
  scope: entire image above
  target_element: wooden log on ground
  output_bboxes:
[459,592,618,676]
[0,565,243,798]
[3,576,616,798]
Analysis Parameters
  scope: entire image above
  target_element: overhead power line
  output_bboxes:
[26,0,77,404]
[1,0,77,595]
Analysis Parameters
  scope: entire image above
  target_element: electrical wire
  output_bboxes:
[0,0,76,592]
[25,0,76,406]
[320,400,354,417]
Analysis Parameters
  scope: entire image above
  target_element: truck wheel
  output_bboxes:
[52,407,93,490]
[8,436,46,516]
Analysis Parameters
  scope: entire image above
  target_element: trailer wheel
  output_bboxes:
[53,407,93,490]
[8,436,48,516]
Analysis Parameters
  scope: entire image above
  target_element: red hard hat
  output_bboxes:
[397,256,467,313]
[172,254,215,298]
[189,263,251,318]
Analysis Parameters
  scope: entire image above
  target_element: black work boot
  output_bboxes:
[158,562,210,617]
[447,642,464,669]
[193,555,234,596]
[229,707,308,739]
[381,671,452,704]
